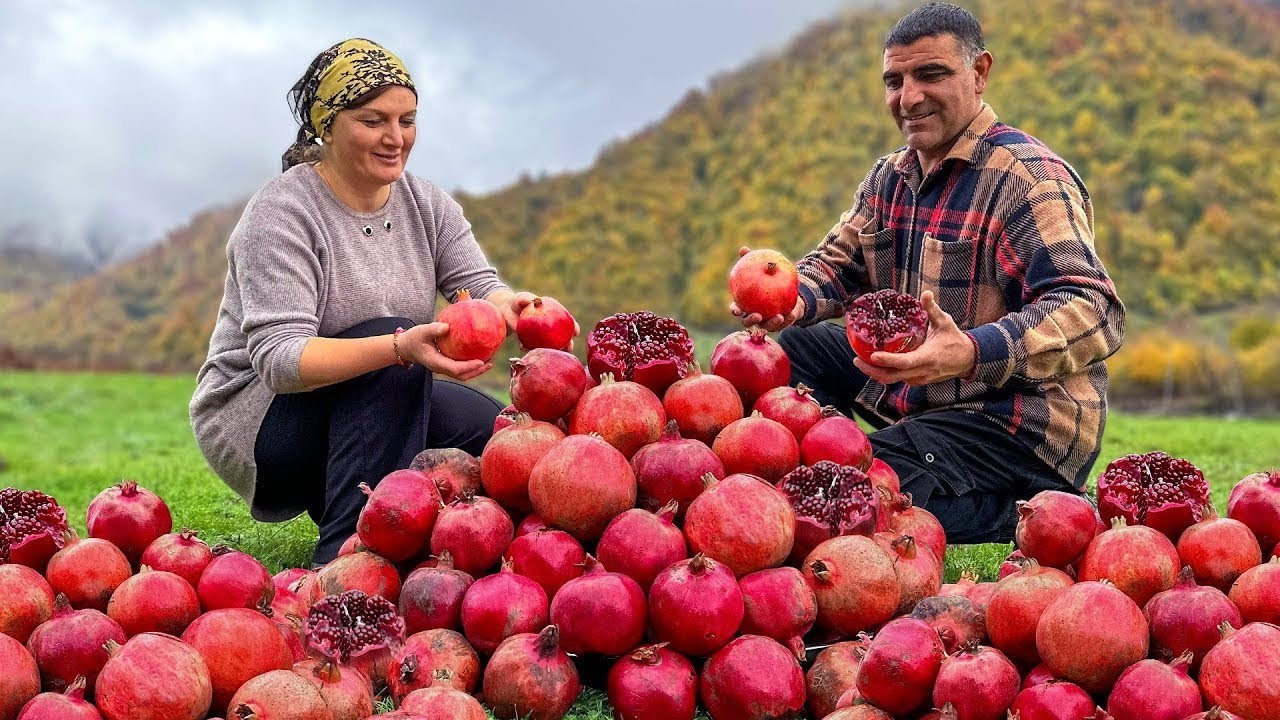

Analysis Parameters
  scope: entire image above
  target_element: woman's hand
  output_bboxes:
[489,289,581,351]
[396,322,492,381]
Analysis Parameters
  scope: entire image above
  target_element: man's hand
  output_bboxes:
[728,246,806,331]
[854,291,976,386]
[398,322,493,381]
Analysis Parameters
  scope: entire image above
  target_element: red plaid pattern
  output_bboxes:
[796,104,1126,489]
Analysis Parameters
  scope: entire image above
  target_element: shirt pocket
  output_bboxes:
[919,233,1002,327]
[850,225,896,293]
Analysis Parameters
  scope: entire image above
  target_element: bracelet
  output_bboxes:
[392,327,413,368]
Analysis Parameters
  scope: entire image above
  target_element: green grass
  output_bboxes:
[2,369,1277,718]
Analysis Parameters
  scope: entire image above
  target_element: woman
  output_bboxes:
[191,38,548,564]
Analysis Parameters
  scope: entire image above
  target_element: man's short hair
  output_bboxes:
[885,3,985,63]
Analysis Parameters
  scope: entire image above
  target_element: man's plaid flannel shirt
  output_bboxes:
[796,104,1125,489]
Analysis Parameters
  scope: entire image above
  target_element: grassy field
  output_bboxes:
[1,369,1277,717]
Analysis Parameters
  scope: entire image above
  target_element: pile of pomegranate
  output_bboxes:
[2,303,1279,720]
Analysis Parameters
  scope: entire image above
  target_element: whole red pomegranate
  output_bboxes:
[777,461,879,566]
[0,633,39,720]
[387,628,480,702]
[85,480,172,566]
[106,568,201,637]
[481,625,581,720]
[181,607,295,714]
[95,634,212,720]
[1105,652,1202,720]
[711,413,800,483]
[508,348,592,422]
[429,493,513,577]
[503,528,585,600]
[1095,451,1211,540]
[435,288,507,361]
[304,590,404,688]
[1078,517,1180,607]
[984,560,1074,665]
[586,310,695,396]
[877,533,943,614]
[1185,710,1245,720]
[25,595,126,693]
[738,566,818,659]
[549,555,646,656]
[630,420,725,517]
[800,408,873,470]
[648,554,745,657]
[1200,622,1280,719]
[855,617,946,716]
[528,434,637,542]
[1177,513,1262,591]
[845,289,928,364]
[700,635,805,720]
[803,534,900,636]
[516,296,576,350]
[1228,555,1280,624]
[355,469,441,563]
[314,550,401,603]
[198,547,276,610]
[1227,469,1280,557]
[661,363,743,446]
[753,383,824,443]
[0,488,71,571]
[43,536,132,612]
[729,249,799,318]
[14,675,102,720]
[805,640,868,720]
[606,643,697,720]
[459,560,548,655]
[911,595,987,654]
[480,413,564,513]
[596,502,687,592]
[1008,680,1096,719]
[1035,580,1149,694]
[409,447,482,504]
[710,328,791,408]
[291,659,373,720]
[1144,565,1242,667]
[139,529,213,590]
[1015,490,1098,568]
[569,374,666,458]
[398,551,474,635]
[932,643,1021,720]
[684,473,796,577]
[882,491,948,565]
[0,563,54,644]
[224,669,329,720]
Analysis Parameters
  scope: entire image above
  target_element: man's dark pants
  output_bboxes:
[779,322,1078,545]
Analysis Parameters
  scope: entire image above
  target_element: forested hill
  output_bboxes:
[3,0,1278,409]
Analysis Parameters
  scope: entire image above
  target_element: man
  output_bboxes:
[733,3,1125,544]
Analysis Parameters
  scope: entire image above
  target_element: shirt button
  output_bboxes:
[924,452,935,463]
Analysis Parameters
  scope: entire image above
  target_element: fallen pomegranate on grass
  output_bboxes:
[845,289,929,365]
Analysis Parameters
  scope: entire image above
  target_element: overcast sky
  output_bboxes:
[0,0,861,259]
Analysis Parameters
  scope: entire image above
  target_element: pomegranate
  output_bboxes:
[1020,663,1058,690]
[855,617,946,716]
[1105,652,1201,720]
[25,595,126,692]
[515,512,549,536]
[648,554,745,657]
[866,458,901,498]
[291,660,373,720]
[883,491,948,563]
[910,595,987,654]
[435,288,507,361]
[1185,710,1244,720]
[1145,565,1242,666]
[503,528,586,599]
[845,289,929,364]
[354,469,441,563]
[1015,490,1098,568]
[224,669,328,720]
[1078,517,1180,606]
[729,248,799,319]
[1095,451,1211,540]
[409,447,482,504]
[877,533,943,614]
[516,296,576,350]
[939,568,980,598]
[549,555,646,656]
[710,328,791,408]
[0,488,70,571]
[661,362,744,446]
[1000,548,1030,579]
[596,502,687,591]
[106,568,201,637]
[631,420,725,517]
[140,529,213,589]
[1200,621,1280,719]
[711,413,800,482]
[586,310,696,396]
[569,374,666,457]
[805,640,868,720]
[700,635,805,720]
[494,404,519,432]
[94,634,212,720]
[1035,580,1149,694]
[684,472,796,576]
[803,534,900,636]
[777,461,879,566]
[481,625,581,720]
[984,560,1074,665]
[85,480,172,566]
[480,414,564,513]
[1228,555,1280,624]
[181,607,294,714]
[738,567,817,659]
[606,643,698,720]
[386,629,480,701]
[398,551,474,635]
[508,348,592,422]
[198,547,275,610]
[305,590,404,688]
[314,550,401,603]
[824,708,894,720]
[43,536,132,612]
[0,563,53,644]
[267,589,309,662]
[1177,512,1262,591]
[800,408,874,470]
[752,383,823,444]
[0,633,39,720]
[528,433,636,542]
[1008,680,1096,719]
[460,559,548,655]
[400,668,486,719]
[1227,469,1280,556]
[14,675,101,720]
[428,493,512,576]
[932,643,1021,720]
